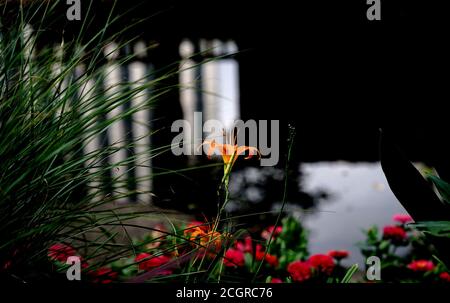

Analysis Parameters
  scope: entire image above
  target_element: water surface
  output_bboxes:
[300,162,407,266]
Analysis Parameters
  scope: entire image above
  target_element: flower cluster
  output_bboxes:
[223,234,281,269]
[46,222,228,283]
[45,214,449,283]
[359,213,449,283]
[47,243,117,283]
[46,216,352,283]
[219,217,351,283]
[287,253,339,282]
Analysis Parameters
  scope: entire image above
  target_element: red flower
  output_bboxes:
[383,226,407,242]
[135,253,172,275]
[48,243,76,262]
[287,261,312,282]
[439,272,450,282]
[265,254,279,268]
[407,260,435,272]
[261,225,283,240]
[255,245,263,258]
[392,214,413,224]
[224,248,245,267]
[270,278,283,283]
[235,236,253,253]
[328,250,350,261]
[307,254,335,275]
[89,267,118,284]
[255,245,279,268]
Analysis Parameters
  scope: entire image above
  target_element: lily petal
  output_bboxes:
[236,146,261,160]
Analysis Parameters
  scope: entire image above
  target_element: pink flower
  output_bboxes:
[383,226,407,242]
[307,254,335,275]
[235,236,253,253]
[135,253,172,275]
[261,225,283,240]
[224,248,245,267]
[287,261,312,282]
[48,243,76,262]
[328,250,350,261]
[439,272,450,282]
[270,278,283,283]
[393,214,413,224]
[407,260,435,272]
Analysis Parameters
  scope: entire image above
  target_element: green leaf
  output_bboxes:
[379,240,390,251]
[341,264,359,283]
[412,221,450,238]
[428,175,450,204]
[379,129,448,221]
[431,255,449,271]
[244,252,253,270]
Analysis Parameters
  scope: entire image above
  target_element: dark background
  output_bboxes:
[7,0,449,160]
[94,0,450,161]
[4,0,449,212]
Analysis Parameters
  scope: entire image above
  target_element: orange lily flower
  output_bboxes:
[184,222,225,252]
[203,139,260,167]
[202,131,261,188]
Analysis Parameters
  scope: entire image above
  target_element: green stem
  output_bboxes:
[252,126,296,282]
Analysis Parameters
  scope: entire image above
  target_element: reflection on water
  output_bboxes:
[227,161,407,267]
[226,165,319,219]
[299,161,407,266]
